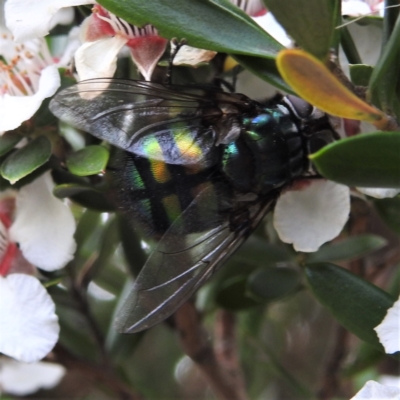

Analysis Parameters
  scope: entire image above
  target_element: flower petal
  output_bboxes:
[357,187,400,199]
[9,172,76,271]
[342,1,372,16]
[374,296,400,354]
[254,12,292,47]
[350,380,400,400]
[0,274,59,362]
[0,65,60,132]
[4,0,94,42]
[56,26,82,68]
[128,36,168,81]
[0,358,65,396]
[172,44,217,66]
[75,36,127,80]
[379,375,400,389]
[50,7,75,27]
[273,180,350,252]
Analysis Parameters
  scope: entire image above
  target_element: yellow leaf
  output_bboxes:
[277,49,387,126]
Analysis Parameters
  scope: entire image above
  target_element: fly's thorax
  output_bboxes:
[221,106,308,196]
[280,95,337,158]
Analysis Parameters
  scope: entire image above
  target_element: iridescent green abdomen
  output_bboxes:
[112,149,232,236]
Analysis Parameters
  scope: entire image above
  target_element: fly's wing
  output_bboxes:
[114,184,275,333]
[49,79,246,165]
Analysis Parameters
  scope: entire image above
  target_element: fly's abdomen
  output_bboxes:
[112,150,232,236]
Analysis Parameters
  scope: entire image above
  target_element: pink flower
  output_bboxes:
[76,5,168,81]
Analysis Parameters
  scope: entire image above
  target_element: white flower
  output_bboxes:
[76,5,168,81]
[230,0,266,17]
[9,171,76,271]
[0,0,83,133]
[171,42,217,67]
[0,357,65,395]
[0,173,76,363]
[374,295,400,354]
[0,29,60,132]
[4,0,93,42]
[0,274,59,362]
[0,63,60,132]
[273,180,351,252]
[342,0,384,17]
[254,12,292,47]
[350,380,400,400]
[358,187,400,199]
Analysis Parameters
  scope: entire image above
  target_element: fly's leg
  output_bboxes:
[165,38,187,86]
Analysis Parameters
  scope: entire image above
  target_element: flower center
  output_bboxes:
[0,35,53,97]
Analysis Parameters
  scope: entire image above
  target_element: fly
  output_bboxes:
[49,78,336,333]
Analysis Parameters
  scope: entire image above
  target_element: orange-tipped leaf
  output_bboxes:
[277,49,386,124]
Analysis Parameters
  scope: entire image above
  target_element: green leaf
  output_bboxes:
[0,136,52,184]
[53,183,115,211]
[233,54,291,93]
[247,267,301,301]
[310,132,400,188]
[350,64,373,87]
[340,26,362,65]
[117,214,148,277]
[368,14,400,119]
[344,342,384,376]
[382,0,400,46]
[106,282,145,363]
[56,304,100,362]
[97,0,282,58]
[69,190,115,212]
[263,0,338,60]
[74,209,103,251]
[215,275,262,310]
[234,235,293,267]
[306,235,387,263]
[374,197,400,235]
[305,262,395,348]
[53,183,97,198]
[0,132,23,157]
[86,217,121,286]
[66,145,109,176]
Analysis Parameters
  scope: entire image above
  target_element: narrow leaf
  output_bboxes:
[263,0,337,59]
[216,275,261,310]
[310,132,400,188]
[305,262,395,348]
[0,136,52,184]
[306,235,387,263]
[53,183,115,212]
[247,267,300,301]
[276,49,387,126]
[369,12,400,119]
[233,54,291,93]
[97,0,281,58]
[0,132,23,157]
[53,183,97,198]
[349,65,373,87]
[374,197,400,235]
